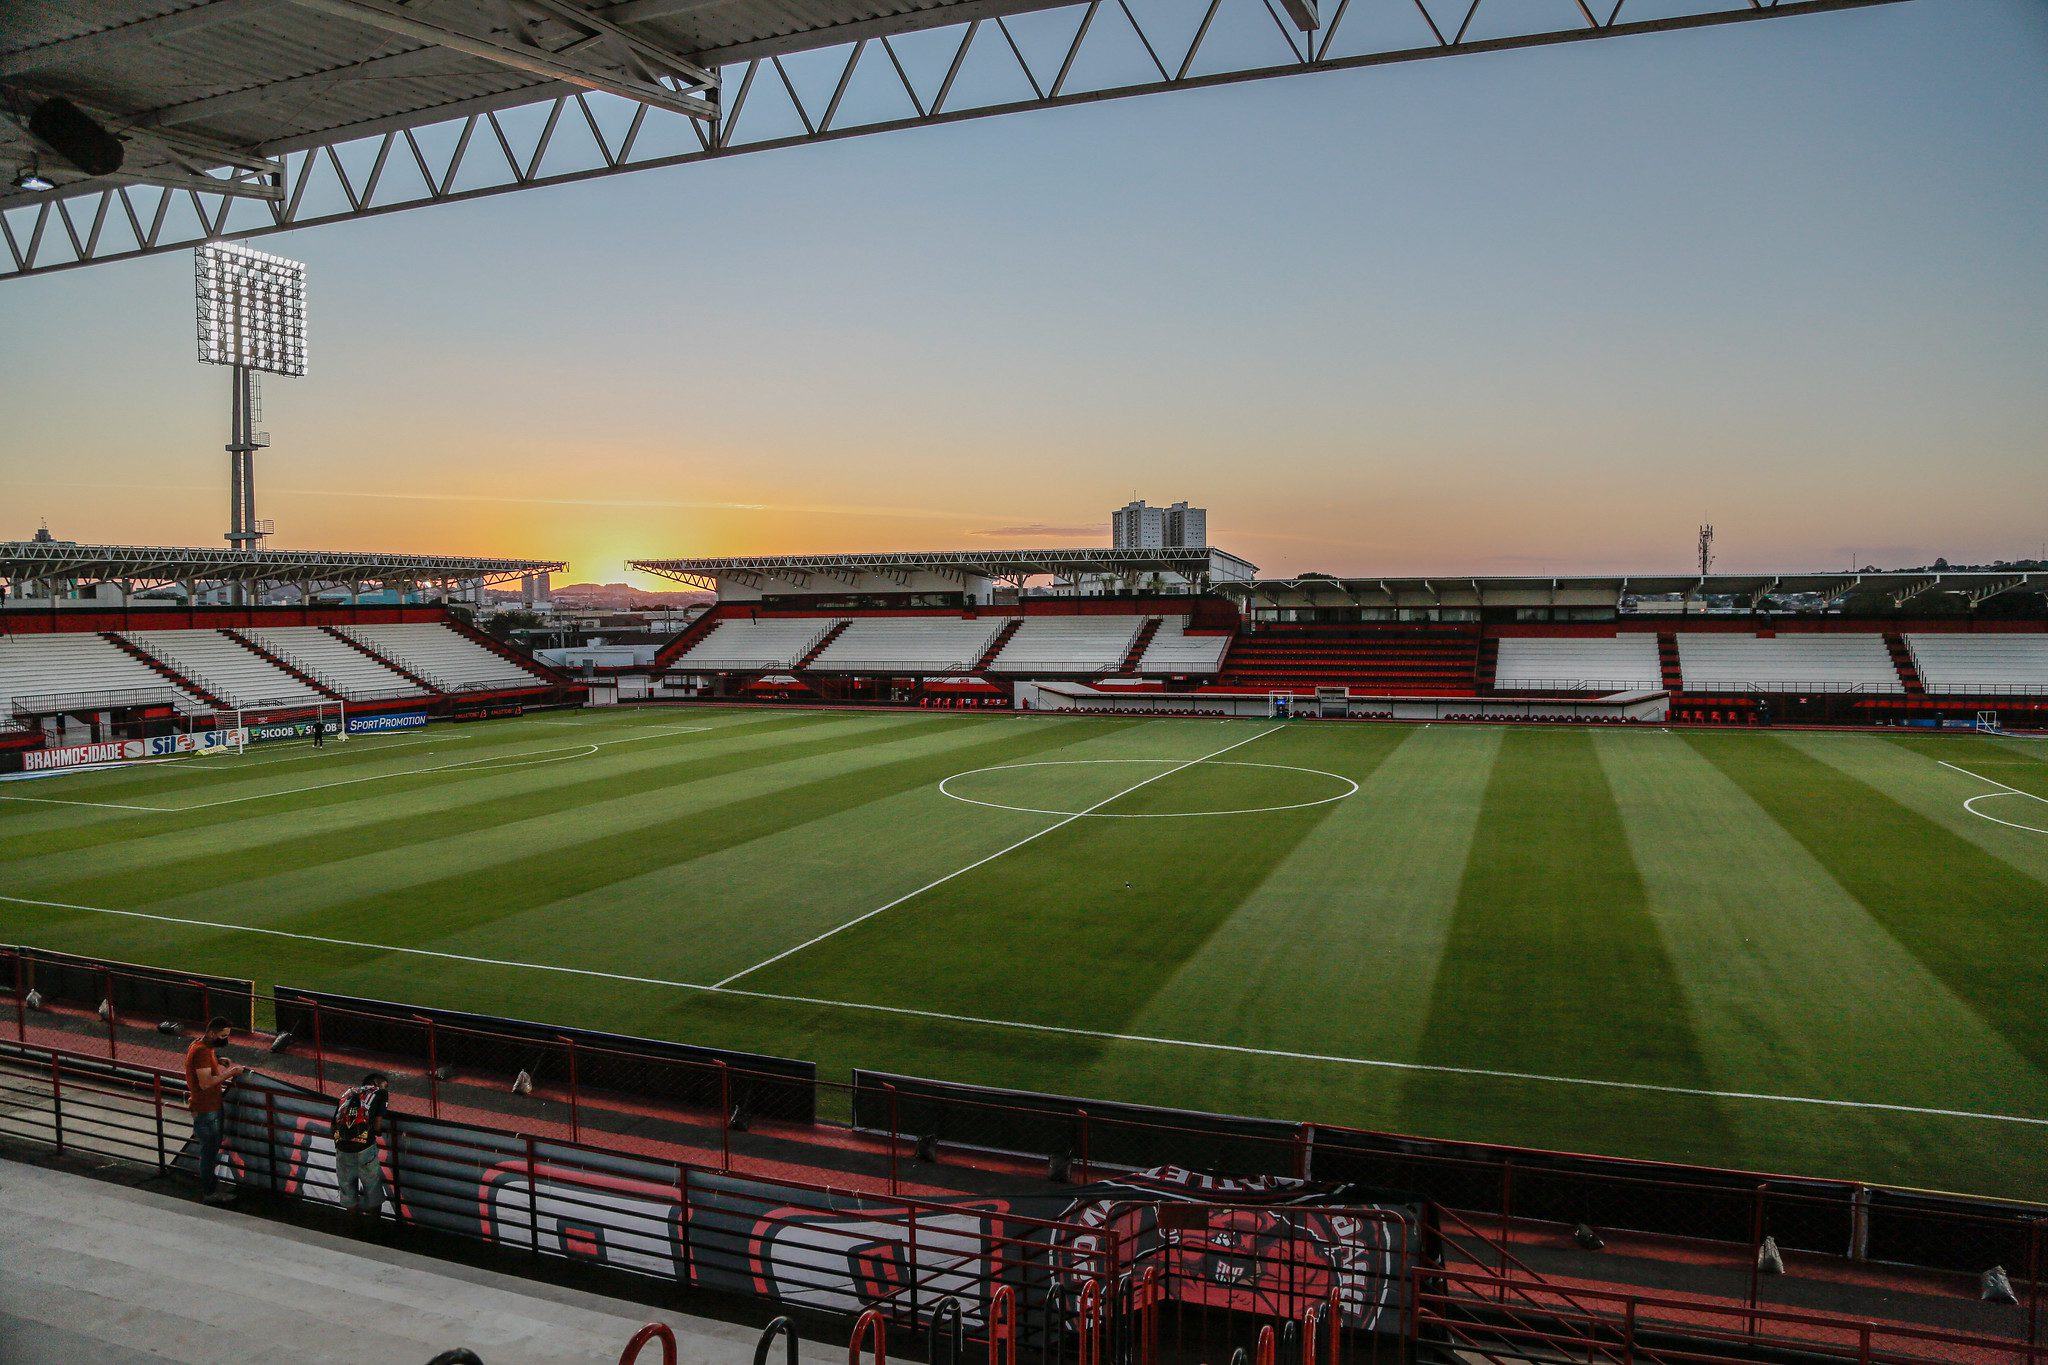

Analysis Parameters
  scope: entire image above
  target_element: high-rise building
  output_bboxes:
[1113,500,1207,549]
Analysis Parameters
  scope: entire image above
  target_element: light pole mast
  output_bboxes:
[196,241,305,587]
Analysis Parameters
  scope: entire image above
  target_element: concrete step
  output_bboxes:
[0,1157,841,1364]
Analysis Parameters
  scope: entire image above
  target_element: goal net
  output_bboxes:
[232,700,348,751]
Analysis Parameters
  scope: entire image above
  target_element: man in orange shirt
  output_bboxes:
[184,1016,248,1205]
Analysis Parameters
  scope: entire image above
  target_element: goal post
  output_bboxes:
[1976,710,2001,735]
[234,699,348,750]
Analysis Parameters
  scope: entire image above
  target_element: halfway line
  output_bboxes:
[711,722,1279,988]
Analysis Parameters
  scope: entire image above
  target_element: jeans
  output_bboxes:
[335,1144,385,1214]
[192,1110,224,1194]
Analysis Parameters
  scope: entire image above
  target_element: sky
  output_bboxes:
[2,0,2045,588]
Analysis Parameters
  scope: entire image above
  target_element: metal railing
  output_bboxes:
[3,950,2041,1365]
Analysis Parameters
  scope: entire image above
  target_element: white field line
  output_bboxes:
[3,888,2045,1128]
[1938,759,2048,799]
[1939,759,2048,835]
[711,723,1281,989]
[0,726,711,814]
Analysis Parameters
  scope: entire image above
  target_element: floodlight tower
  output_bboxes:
[195,242,306,564]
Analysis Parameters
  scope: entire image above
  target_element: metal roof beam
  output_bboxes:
[0,0,281,79]
[281,0,717,120]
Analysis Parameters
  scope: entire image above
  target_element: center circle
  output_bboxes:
[938,758,1359,819]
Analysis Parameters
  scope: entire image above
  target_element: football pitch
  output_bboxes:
[4,706,2047,1200]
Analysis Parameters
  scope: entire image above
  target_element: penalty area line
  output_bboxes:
[4,889,2045,1129]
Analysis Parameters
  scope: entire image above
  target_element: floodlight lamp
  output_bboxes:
[12,160,55,192]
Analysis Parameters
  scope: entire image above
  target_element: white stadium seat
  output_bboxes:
[1137,617,1230,674]
[1677,634,1902,693]
[675,618,846,670]
[989,617,1143,674]
[122,629,329,709]
[1906,634,2048,694]
[810,618,1005,673]
[0,632,210,716]
[340,622,547,692]
[1494,636,1662,692]
[239,626,430,701]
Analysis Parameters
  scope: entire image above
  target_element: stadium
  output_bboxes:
[2,3,2045,1365]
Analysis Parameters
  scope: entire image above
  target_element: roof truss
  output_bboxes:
[1,0,1904,280]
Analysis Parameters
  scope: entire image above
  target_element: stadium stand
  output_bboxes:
[1676,632,1904,693]
[339,621,551,692]
[988,615,1145,674]
[0,631,209,716]
[1906,633,2048,694]
[1137,616,1231,674]
[236,625,431,701]
[810,617,1007,673]
[122,629,329,708]
[674,616,847,671]
[1218,624,1481,693]
[1493,635,1663,691]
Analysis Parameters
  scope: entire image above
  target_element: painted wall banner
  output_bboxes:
[23,728,244,771]
[248,717,342,744]
[346,710,426,734]
[215,1074,1417,1335]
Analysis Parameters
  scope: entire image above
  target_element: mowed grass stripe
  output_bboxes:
[0,709,785,858]
[1091,724,1502,1118]
[1687,733,2048,1078]
[1410,727,1738,1157]
[1593,729,2048,1189]
[760,721,1370,1039]
[35,716,1140,988]
[5,712,929,908]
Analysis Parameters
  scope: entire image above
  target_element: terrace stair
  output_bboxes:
[1118,617,1161,673]
[795,619,852,670]
[103,632,229,710]
[1475,636,1500,693]
[318,626,442,694]
[1883,632,1925,695]
[973,619,1025,673]
[1656,632,1683,693]
[221,629,344,700]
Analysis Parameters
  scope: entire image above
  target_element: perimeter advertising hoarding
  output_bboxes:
[248,717,342,744]
[22,728,245,771]
[346,711,426,734]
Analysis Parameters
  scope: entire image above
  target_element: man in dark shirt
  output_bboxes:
[184,1017,248,1205]
[332,1071,391,1220]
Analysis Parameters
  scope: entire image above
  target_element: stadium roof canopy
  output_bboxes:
[1,0,1899,280]
[1224,571,2048,612]
[0,540,564,601]
[632,547,1256,594]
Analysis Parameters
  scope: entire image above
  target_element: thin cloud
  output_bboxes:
[968,523,1108,539]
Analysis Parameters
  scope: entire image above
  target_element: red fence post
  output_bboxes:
[1498,1161,1515,1298]
[718,1062,731,1173]
[526,1134,541,1255]
[561,1036,581,1145]
[311,1001,326,1092]
[2028,1218,2042,1357]
[416,1015,440,1119]
[50,1054,64,1156]
[152,1073,168,1172]
[887,1083,900,1197]
[103,968,117,1060]
[1747,1183,1768,1336]
[11,952,25,1043]
[990,1284,1018,1365]
[1623,1298,1637,1365]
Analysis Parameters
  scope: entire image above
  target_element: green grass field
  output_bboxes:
[5,707,2047,1199]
